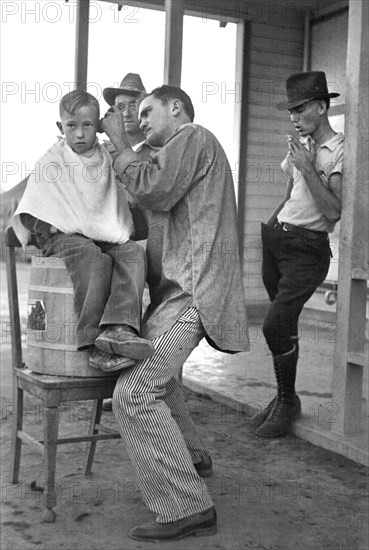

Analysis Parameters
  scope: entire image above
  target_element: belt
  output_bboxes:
[274,221,328,240]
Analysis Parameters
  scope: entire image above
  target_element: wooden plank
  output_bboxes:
[236,20,251,254]
[245,144,287,158]
[249,64,301,79]
[249,49,302,68]
[74,0,90,90]
[252,22,303,40]
[233,21,245,202]
[163,0,184,86]
[252,36,303,54]
[332,0,369,437]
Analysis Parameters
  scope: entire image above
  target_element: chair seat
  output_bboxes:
[16,367,119,388]
[16,367,119,406]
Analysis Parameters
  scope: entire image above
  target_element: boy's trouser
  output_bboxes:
[44,233,146,348]
[261,223,331,355]
[112,308,214,523]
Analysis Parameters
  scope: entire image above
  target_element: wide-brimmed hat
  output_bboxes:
[277,71,340,111]
[103,73,146,106]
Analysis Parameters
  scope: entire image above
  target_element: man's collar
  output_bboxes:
[132,140,147,152]
[132,139,159,153]
[302,132,344,151]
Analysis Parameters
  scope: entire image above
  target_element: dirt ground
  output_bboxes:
[1,263,368,549]
[1,376,368,550]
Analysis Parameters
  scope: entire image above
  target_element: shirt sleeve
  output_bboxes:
[113,125,213,211]
[328,140,344,176]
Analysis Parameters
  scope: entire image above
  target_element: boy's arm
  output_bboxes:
[20,214,58,249]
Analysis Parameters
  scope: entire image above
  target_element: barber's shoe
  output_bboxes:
[249,396,277,429]
[89,347,136,372]
[95,325,155,360]
[255,394,302,438]
[194,455,213,478]
[129,507,217,542]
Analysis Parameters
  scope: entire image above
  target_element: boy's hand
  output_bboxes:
[102,106,130,152]
[287,134,314,172]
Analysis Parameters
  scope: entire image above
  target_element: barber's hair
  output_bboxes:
[148,85,195,122]
[59,90,100,118]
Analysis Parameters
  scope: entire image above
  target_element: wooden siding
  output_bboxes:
[240,15,304,302]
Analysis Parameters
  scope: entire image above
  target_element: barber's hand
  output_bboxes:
[287,134,314,172]
[102,106,129,151]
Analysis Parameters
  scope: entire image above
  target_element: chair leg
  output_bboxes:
[41,406,60,523]
[84,399,103,476]
[9,386,24,484]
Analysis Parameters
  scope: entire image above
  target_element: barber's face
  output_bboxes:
[139,95,173,147]
[114,93,140,135]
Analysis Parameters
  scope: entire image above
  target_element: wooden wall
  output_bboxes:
[239,11,305,307]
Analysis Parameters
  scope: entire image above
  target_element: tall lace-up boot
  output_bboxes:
[255,345,301,437]
[250,340,300,429]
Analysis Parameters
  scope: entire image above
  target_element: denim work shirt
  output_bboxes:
[114,123,250,353]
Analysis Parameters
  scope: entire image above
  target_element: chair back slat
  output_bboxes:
[5,226,25,369]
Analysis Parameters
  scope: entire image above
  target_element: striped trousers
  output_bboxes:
[112,308,214,523]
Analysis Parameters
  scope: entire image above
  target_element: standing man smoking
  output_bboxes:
[252,71,344,438]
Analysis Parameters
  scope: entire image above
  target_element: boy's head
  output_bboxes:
[57,90,101,155]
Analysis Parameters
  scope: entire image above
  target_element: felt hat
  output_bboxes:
[103,73,146,106]
[277,71,340,110]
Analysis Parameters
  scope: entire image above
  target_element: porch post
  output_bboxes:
[164,0,184,86]
[332,0,369,436]
[75,0,90,90]
[235,20,251,254]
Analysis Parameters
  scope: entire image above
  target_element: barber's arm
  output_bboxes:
[110,125,208,211]
[287,135,342,222]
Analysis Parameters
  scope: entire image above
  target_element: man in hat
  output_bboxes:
[100,73,151,412]
[101,85,249,541]
[103,72,151,154]
[251,71,344,438]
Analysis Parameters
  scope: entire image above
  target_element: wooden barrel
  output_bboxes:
[26,256,113,377]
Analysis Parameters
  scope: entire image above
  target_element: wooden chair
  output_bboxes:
[5,226,121,522]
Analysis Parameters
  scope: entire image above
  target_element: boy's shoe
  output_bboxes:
[129,507,217,542]
[194,455,213,478]
[95,325,155,360]
[89,347,135,372]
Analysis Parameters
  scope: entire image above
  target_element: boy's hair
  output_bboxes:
[59,90,100,118]
[147,85,195,122]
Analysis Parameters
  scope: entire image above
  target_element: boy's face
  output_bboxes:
[60,104,99,154]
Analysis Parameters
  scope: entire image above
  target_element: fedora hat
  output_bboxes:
[277,71,340,111]
[103,73,146,106]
